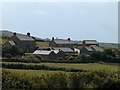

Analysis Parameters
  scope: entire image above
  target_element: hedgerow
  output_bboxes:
[2,70,120,89]
[2,63,87,72]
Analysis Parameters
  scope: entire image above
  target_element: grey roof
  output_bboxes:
[16,34,35,41]
[85,47,93,51]
[32,36,45,41]
[8,41,16,45]
[33,50,54,55]
[84,40,98,45]
[54,39,81,45]
[90,45,103,51]
[54,39,74,44]
[53,47,74,52]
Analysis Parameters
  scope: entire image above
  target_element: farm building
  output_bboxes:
[49,37,82,50]
[32,36,45,42]
[90,45,103,52]
[52,47,78,56]
[82,40,99,47]
[81,40,103,54]
[33,50,65,60]
[81,47,93,54]
[81,45,103,54]
[4,32,36,52]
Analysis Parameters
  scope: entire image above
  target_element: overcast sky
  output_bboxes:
[1,2,118,43]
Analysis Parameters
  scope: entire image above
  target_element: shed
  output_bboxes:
[33,50,57,60]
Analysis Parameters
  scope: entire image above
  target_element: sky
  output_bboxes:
[1,1,118,43]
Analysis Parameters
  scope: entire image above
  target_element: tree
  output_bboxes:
[90,51,102,61]
[2,45,24,57]
[104,48,116,58]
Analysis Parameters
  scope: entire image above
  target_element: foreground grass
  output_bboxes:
[2,69,120,89]
[2,62,119,72]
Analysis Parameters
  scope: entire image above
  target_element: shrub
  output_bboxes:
[5,54,12,59]
[2,45,24,57]
[79,55,90,63]
[21,54,41,63]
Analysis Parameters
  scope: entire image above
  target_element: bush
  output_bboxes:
[79,55,90,63]
[21,54,42,63]
[5,54,12,59]
[2,45,24,57]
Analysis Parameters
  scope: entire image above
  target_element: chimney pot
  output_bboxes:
[27,33,30,36]
[13,32,16,36]
[68,38,70,41]
[52,37,54,41]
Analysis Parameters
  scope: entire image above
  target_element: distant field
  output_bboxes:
[38,63,119,72]
[2,62,119,72]
[35,41,49,47]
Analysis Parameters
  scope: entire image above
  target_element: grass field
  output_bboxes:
[35,41,49,47]
[2,62,119,72]
[35,63,119,71]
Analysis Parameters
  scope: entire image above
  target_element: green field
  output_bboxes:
[35,41,49,47]
[2,62,119,72]
[2,62,119,78]
[35,63,118,71]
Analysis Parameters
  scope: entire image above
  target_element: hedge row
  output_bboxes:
[2,63,87,72]
[2,70,120,89]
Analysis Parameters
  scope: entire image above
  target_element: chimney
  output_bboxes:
[13,32,16,36]
[68,38,70,41]
[27,33,30,37]
[52,37,54,41]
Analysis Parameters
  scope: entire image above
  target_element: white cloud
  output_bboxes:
[32,10,47,15]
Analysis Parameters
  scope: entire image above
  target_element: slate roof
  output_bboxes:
[15,34,35,41]
[54,39,74,44]
[8,41,16,45]
[53,47,74,52]
[33,50,54,55]
[54,39,81,45]
[90,45,103,51]
[38,47,52,50]
[84,47,93,51]
[33,50,59,55]
[32,36,45,41]
[84,40,98,45]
